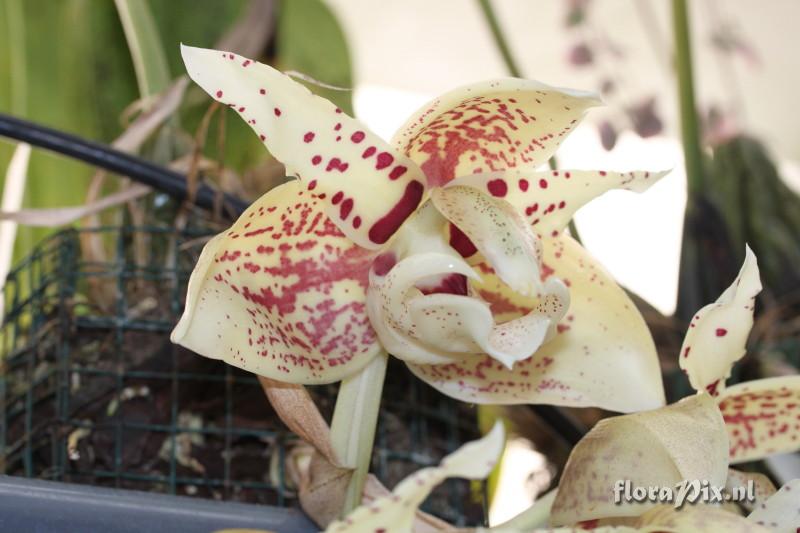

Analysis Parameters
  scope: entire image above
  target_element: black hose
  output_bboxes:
[0,113,248,216]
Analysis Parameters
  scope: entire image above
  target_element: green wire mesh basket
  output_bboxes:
[0,225,484,526]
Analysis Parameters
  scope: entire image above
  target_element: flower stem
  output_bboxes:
[476,0,522,77]
[330,350,388,516]
[672,0,705,194]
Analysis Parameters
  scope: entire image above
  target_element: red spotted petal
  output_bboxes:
[431,185,545,298]
[367,251,481,366]
[680,246,762,396]
[408,235,665,411]
[726,469,776,513]
[392,79,601,186]
[171,181,381,384]
[450,168,669,237]
[717,376,800,464]
[747,479,800,532]
[181,45,426,250]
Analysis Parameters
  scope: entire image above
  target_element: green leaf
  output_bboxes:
[0,0,139,258]
[114,0,171,99]
[275,0,354,114]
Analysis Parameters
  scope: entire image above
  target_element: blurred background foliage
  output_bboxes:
[0,0,352,261]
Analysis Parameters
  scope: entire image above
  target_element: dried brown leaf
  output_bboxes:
[257,376,338,463]
[299,451,352,527]
[0,184,150,226]
[78,77,189,308]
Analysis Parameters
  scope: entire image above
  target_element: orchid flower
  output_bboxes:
[546,247,799,527]
[172,44,667,412]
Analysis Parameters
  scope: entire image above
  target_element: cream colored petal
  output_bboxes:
[747,479,800,532]
[409,235,665,411]
[181,45,427,249]
[726,469,777,513]
[392,78,601,186]
[431,185,545,298]
[324,423,505,533]
[407,277,569,369]
[449,168,668,237]
[367,249,567,369]
[679,246,762,396]
[550,394,729,525]
[366,251,480,365]
[171,181,381,383]
[717,376,800,464]
[636,505,770,532]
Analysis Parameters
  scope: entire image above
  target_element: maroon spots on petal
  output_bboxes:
[334,122,342,131]
[372,252,397,276]
[389,166,407,180]
[274,108,282,116]
[352,216,362,229]
[486,179,508,197]
[215,90,223,98]
[260,134,266,141]
[418,273,469,296]
[539,178,549,189]
[375,152,394,170]
[558,201,566,209]
[304,132,315,143]
[565,172,571,178]
[238,107,246,113]
[525,203,539,216]
[351,131,365,143]
[259,88,266,95]
[332,191,344,205]
[599,171,607,176]
[518,179,529,191]
[683,346,691,358]
[335,107,343,114]
[368,180,424,245]
[339,198,354,220]
[308,180,318,191]
[326,158,349,172]
[311,155,322,165]
[449,223,478,257]
[716,328,728,337]
[362,146,377,159]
